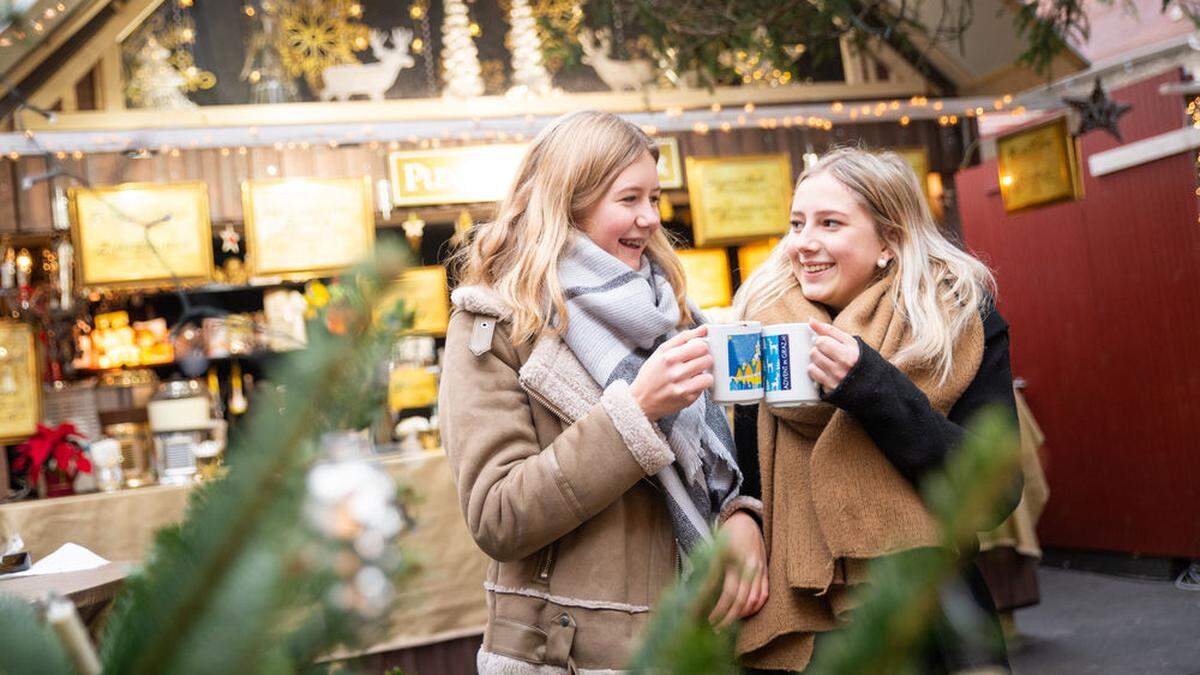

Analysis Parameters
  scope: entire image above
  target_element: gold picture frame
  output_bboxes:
[242,176,376,279]
[388,144,529,206]
[736,237,781,281]
[0,321,41,444]
[676,248,732,309]
[996,116,1084,213]
[69,181,214,289]
[893,147,931,185]
[656,136,683,189]
[685,154,793,247]
[400,265,451,336]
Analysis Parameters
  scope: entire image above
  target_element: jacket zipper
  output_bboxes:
[523,384,567,585]
[523,384,572,426]
[536,542,557,583]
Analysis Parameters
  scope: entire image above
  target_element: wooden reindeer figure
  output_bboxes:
[320,28,415,102]
[578,28,655,92]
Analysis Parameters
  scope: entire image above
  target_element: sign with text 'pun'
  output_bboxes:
[388,138,683,206]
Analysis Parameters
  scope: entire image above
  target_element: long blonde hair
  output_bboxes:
[453,110,691,345]
[734,147,995,382]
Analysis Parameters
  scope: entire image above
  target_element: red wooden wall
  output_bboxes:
[956,70,1200,558]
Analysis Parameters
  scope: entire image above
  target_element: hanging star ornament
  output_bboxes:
[1063,79,1133,142]
[219,224,241,254]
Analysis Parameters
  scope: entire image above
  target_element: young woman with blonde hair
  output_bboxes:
[440,110,767,673]
[732,147,1021,673]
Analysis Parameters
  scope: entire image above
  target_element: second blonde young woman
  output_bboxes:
[731,148,1021,673]
[439,110,767,673]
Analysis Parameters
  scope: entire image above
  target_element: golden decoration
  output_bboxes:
[480,59,507,94]
[274,0,370,89]
[129,13,217,93]
[499,0,582,73]
[168,50,217,91]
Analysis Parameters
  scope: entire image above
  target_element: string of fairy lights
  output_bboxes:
[0,91,1040,161]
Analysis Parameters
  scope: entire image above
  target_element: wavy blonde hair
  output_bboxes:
[734,147,995,383]
[452,110,691,345]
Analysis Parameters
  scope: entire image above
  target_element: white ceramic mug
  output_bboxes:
[761,323,820,406]
[705,321,764,404]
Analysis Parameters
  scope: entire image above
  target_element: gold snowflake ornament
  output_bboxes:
[274,0,369,89]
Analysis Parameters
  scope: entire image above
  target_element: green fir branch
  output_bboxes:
[629,539,738,675]
[97,244,412,675]
[631,406,1019,675]
[0,595,77,675]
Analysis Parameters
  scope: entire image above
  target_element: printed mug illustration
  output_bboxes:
[727,333,762,390]
[762,334,792,392]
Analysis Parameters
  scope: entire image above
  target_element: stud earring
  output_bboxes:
[877,257,889,268]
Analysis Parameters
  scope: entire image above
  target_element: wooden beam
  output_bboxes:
[20,80,929,132]
[60,87,78,113]
[28,0,167,110]
[0,0,114,94]
[1088,126,1200,177]
[96,46,126,111]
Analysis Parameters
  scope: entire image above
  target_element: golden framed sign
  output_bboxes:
[242,176,376,279]
[685,154,792,247]
[389,144,528,206]
[996,116,1084,213]
[69,181,213,288]
[389,139,685,207]
[656,137,683,189]
[893,147,930,185]
[0,321,40,443]
[736,237,781,281]
[676,248,732,309]
[400,265,451,336]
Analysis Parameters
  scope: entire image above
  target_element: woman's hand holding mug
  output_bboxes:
[630,326,714,421]
[807,319,860,393]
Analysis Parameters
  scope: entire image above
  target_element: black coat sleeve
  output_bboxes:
[825,307,1022,527]
[733,403,763,500]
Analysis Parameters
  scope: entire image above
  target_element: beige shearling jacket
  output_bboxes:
[440,285,755,674]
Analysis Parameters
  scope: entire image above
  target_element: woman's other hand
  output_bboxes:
[709,511,769,629]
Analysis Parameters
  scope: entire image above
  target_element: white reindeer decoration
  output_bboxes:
[578,28,655,92]
[320,28,415,102]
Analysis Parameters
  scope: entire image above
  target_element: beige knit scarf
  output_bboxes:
[737,272,984,671]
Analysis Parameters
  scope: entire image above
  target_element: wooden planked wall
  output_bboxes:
[956,70,1200,558]
[0,119,965,236]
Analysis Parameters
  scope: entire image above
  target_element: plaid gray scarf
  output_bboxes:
[558,235,740,552]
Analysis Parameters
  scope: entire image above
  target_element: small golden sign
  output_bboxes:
[400,265,451,336]
[69,181,214,288]
[676,248,732,309]
[0,322,40,443]
[996,116,1083,213]
[736,238,781,281]
[389,144,527,207]
[389,138,685,207]
[686,154,793,247]
[242,177,376,279]
[656,137,683,189]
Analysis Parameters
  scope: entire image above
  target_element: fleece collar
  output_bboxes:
[451,285,599,423]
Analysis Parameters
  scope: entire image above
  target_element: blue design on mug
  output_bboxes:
[727,333,762,391]
[762,334,792,392]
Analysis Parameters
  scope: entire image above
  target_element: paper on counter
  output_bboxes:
[0,543,110,579]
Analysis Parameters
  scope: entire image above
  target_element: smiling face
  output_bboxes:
[786,171,891,311]
[577,152,662,270]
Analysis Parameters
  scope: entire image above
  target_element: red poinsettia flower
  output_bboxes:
[13,423,91,480]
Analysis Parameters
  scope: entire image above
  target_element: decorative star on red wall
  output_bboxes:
[1063,79,1133,143]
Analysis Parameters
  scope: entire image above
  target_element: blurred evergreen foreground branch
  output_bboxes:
[632,406,1020,675]
[0,245,413,675]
